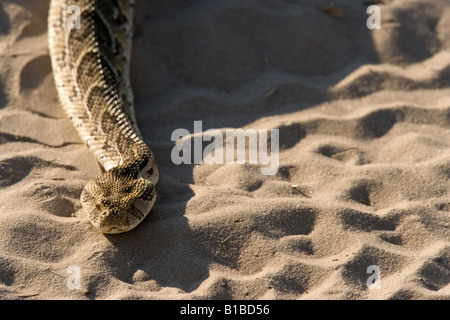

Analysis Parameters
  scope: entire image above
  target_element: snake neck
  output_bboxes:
[49,0,158,233]
[57,0,151,172]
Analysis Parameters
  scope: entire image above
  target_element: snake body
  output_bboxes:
[48,0,158,233]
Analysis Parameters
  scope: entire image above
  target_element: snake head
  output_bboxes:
[81,168,156,234]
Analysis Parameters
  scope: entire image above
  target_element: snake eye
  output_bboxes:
[95,203,101,211]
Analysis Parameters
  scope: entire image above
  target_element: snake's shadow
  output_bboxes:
[102,162,208,294]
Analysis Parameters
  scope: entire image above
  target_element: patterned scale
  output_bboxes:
[48,0,159,233]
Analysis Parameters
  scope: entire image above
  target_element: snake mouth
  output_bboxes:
[97,224,129,234]
[89,214,130,234]
[104,227,126,234]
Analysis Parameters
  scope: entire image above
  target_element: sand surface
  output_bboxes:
[0,0,449,300]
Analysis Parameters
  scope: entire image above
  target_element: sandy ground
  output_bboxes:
[0,0,449,300]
